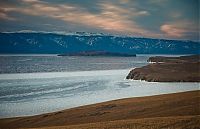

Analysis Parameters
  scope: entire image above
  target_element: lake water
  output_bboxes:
[0,55,199,118]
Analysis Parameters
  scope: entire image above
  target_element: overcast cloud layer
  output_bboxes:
[0,0,199,40]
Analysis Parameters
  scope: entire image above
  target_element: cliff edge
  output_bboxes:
[126,55,200,82]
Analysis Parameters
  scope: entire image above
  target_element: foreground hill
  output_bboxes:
[126,55,200,82]
[0,32,199,54]
[0,90,199,129]
[30,116,200,129]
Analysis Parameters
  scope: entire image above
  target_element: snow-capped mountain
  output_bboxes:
[0,32,199,54]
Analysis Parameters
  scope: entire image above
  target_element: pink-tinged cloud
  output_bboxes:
[1,0,154,37]
[160,24,186,37]
[160,21,199,38]
[0,9,15,20]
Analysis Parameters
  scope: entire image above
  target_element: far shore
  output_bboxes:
[0,90,199,129]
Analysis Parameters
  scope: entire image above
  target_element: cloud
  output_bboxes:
[160,21,199,38]
[118,0,130,4]
[137,11,149,16]
[0,12,15,20]
[0,0,198,40]
[21,0,41,3]
[170,12,182,18]
[160,24,186,37]
[149,0,168,5]
[0,0,153,37]
[0,8,16,20]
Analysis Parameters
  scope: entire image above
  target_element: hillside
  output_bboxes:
[0,90,199,129]
[0,32,199,54]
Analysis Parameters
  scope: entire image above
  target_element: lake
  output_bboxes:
[0,55,199,118]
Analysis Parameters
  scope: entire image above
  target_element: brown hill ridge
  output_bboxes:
[126,55,200,82]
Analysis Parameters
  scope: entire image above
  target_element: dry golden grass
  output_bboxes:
[28,115,200,129]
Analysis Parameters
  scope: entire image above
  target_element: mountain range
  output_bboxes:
[0,32,199,54]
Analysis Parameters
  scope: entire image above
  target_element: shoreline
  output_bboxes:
[0,89,198,119]
[0,85,199,119]
[0,90,199,129]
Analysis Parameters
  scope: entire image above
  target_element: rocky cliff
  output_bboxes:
[126,55,200,82]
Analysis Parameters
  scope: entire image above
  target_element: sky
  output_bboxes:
[0,0,199,40]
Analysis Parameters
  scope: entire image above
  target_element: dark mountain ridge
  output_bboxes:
[0,32,199,54]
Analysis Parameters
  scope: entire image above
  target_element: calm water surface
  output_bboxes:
[0,55,199,118]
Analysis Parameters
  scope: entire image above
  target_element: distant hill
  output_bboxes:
[0,32,199,54]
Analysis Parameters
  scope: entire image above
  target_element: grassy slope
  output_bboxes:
[31,115,200,129]
[0,90,200,129]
